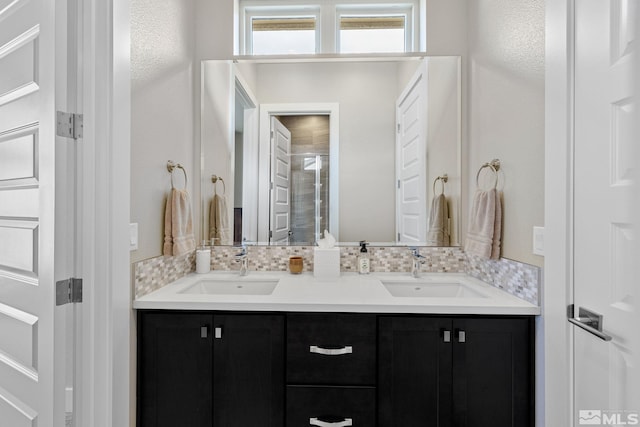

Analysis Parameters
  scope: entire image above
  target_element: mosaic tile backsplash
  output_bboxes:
[133,246,540,305]
[208,245,467,274]
[133,252,195,299]
[465,255,540,305]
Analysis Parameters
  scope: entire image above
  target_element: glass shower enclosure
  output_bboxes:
[290,153,329,245]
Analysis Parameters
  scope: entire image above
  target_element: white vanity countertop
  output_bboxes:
[133,271,540,315]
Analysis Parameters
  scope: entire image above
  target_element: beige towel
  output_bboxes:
[491,191,503,260]
[163,188,196,256]
[426,193,450,246]
[209,194,231,245]
[465,189,502,259]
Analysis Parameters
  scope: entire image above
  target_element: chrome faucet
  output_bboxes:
[410,247,426,278]
[235,246,249,276]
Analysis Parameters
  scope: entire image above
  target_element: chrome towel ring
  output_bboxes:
[433,174,448,195]
[475,159,501,190]
[167,160,187,189]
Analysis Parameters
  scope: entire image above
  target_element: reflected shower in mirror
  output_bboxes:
[201,56,461,247]
[278,115,330,245]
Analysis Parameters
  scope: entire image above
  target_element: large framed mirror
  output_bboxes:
[201,55,461,247]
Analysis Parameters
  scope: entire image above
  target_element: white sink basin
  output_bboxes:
[180,279,279,295]
[382,280,488,298]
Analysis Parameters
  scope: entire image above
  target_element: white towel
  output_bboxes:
[426,193,450,246]
[163,188,196,256]
[209,194,231,245]
[465,189,502,260]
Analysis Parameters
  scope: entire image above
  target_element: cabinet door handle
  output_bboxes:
[214,327,223,339]
[458,330,466,343]
[309,417,353,427]
[443,330,451,343]
[309,345,353,356]
[200,326,208,338]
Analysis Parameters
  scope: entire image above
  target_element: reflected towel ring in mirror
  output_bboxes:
[167,160,188,189]
[212,175,226,195]
[475,159,500,190]
[433,174,448,195]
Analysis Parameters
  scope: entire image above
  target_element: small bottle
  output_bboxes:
[358,241,370,274]
[196,241,211,274]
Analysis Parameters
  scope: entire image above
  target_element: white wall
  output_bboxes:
[466,0,545,266]
[130,0,197,262]
[426,0,468,55]
[256,61,399,242]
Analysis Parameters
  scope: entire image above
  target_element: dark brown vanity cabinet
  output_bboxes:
[137,311,533,427]
[378,316,534,427]
[137,311,284,427]
[286,313,377,427]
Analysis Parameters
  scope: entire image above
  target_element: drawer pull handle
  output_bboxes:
[309,417,353,426]
[309,345,353,356]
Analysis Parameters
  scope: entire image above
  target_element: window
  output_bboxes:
[238,1,421,55]
[243,7,321,55]
[338,14,408,54]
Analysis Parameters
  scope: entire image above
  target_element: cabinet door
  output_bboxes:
[138,312,213,427]
[378,316,453,427]
[452,317,533,427]
[213,314,285,427]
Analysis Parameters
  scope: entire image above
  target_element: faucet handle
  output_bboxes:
[235,245,247,257]
[410,248,426,263]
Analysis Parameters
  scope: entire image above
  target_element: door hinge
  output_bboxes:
[397,123,401,133]
[56,278,83,305]
[269,230,273,238]
[270,182,274,190]
[57,111,83,140]
[397,179,400,189]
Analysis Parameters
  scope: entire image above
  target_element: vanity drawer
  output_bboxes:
[286,385,376,427]
[286,313,376,385]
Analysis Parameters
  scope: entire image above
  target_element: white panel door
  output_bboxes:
[0,0,69,426]
[572,0,637,424]
[396,63,428,243]
[270,117,291,244]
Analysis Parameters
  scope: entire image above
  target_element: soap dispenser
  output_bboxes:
[358,241,370,274]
